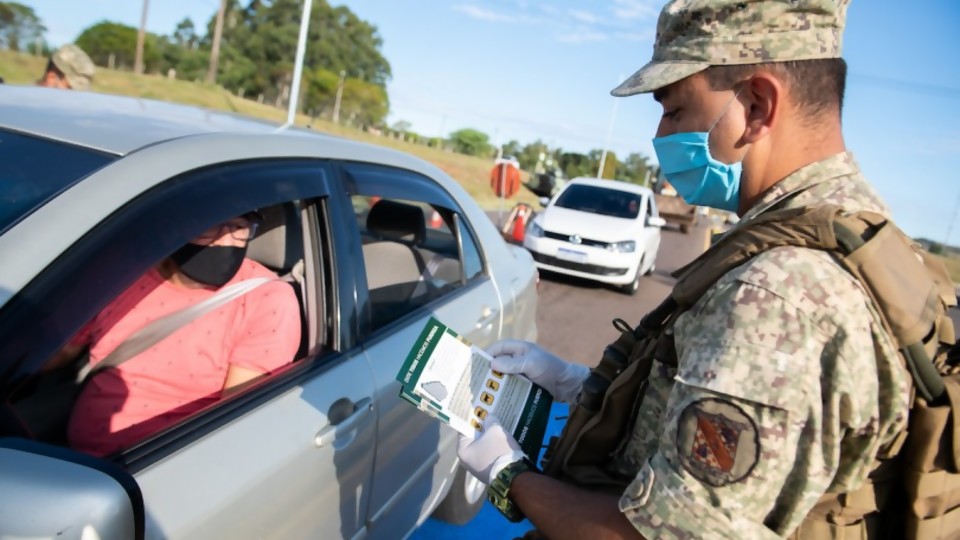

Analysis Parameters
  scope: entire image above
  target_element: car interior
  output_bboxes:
[3,201,315,451]
[245,201,311,360]
[359,199,463,329]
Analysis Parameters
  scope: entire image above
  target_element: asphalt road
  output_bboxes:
[530,222,712,367]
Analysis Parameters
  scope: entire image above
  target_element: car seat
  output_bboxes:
[246,203,309,360]
[362,200,436,328]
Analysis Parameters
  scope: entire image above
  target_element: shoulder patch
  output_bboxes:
[676,398,759,487]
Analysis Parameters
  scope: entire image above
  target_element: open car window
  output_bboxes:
[0,160,333,462]
[341,162,486,331]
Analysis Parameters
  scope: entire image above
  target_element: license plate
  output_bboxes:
[556,248,587,263]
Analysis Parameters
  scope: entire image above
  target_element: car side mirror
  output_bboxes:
[538,197,550,208]
[0,438,144,539]
[647,216,667,228]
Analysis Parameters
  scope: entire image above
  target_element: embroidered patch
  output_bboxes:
[676,398,759,487]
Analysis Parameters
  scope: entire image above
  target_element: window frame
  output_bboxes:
[0,157,353,465]
[332,160,492,339]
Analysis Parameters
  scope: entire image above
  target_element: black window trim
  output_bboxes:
[0,157,366,469]
[331,160,494,341]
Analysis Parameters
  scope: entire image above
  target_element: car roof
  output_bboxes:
[0,85,318,155]
[566,176,653,196]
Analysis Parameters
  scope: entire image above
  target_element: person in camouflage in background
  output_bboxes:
[38,44,95,91]
[457,0,911,538]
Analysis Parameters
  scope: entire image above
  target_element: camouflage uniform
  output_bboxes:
[612,153,910,538]
[50,44,95,91]
[603,1,907,538]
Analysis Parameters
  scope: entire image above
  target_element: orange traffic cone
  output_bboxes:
[511,212,526,243]
[429,210,443,229]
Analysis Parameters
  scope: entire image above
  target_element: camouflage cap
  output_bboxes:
[51,44,95,91]
[611,0,850,96]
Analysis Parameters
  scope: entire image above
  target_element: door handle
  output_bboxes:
[315,397,373,448]
[476,307,499,329]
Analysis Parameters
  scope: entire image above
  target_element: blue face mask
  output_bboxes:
[652,92,745,213]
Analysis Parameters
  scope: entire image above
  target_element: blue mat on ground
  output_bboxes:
[410,402,570,539]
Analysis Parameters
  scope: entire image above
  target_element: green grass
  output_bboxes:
[936,255,960,285]
[1,50,538,209]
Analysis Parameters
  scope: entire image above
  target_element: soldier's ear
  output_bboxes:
[740,73,781,144]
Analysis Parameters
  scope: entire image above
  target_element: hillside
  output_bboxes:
[1,50,537,211]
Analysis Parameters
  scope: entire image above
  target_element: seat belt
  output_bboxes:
[79,260,304,381]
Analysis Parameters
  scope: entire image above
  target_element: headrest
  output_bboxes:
[367,200,426,245]
[247,203,301,272]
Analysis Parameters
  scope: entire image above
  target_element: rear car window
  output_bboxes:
[554,184,643,219]
[0,129,115,233]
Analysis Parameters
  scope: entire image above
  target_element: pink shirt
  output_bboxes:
[68,259,301,456]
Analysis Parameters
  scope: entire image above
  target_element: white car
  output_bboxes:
[524,177,665,295]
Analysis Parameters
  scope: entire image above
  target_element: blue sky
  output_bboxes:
[28,0,960,243]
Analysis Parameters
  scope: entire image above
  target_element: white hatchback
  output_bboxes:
[524,177,665,295]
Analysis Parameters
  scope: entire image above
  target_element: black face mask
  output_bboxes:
[168,243,246,288]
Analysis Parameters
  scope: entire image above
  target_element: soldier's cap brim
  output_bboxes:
[63,74,91,91]
[611,60,710,97]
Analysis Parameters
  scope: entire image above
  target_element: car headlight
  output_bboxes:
[528,221,545,238]
[607,240,636,253]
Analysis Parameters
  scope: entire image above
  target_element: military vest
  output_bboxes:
[541,205,960,539]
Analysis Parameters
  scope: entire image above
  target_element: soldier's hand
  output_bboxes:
[457,415,526,485]
[488,340,589,404]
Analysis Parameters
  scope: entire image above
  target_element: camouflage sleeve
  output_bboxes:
[618,274,845,539]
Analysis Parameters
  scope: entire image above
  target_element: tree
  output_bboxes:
[208,0,391,106]
[0,2,45,52]
[339,78,389,127]
[557,152,595,179]
[518,140,549,172]
[449,128,492,157]
[617,152,653,185]
[173,17,197,49]
[76,21,161,71]
[501,139,522,160]
[392,120,412,133]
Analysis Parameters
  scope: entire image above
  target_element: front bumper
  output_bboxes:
[523,235,640,285]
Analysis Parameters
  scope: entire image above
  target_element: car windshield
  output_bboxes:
[554,184,642,219]
[0,129,115,234]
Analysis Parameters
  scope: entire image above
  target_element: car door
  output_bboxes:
[643,194,663,261]
[334,161,504,538]
[0,156,377,539]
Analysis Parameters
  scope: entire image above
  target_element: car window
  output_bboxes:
[554,184,643,219]
[0,160,333,460]
[341,162,484,331]
[0,129,115,234]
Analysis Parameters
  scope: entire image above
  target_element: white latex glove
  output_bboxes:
[457,415,527,485]
[488,339,590,404]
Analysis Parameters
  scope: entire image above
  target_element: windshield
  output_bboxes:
[0,129,115,234]
[554,184,643,219]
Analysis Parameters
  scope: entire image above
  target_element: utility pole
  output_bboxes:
[207,0,228,84]
[284,0,313,127]
[332,70,346,123]
[597,74,624,179]
[134,0,149,74]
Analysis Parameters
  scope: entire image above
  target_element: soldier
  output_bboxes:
[38,44,95,91]
[457,0,913,538]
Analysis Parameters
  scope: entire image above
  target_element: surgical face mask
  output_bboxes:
[652,90,746,212]
[168,243,246,288]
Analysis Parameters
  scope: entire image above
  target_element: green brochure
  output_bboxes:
[397,317,553,458]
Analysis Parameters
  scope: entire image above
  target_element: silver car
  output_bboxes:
[0,87,538,539]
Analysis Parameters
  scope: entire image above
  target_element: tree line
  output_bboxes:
[2,0,655,185]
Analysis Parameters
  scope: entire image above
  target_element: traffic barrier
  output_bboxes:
[501,203,534,244]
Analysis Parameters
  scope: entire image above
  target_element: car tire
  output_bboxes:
[644,260,655,276]
[620,265,642,296]
[432,465,486,525]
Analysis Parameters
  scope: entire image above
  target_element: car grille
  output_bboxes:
[543,230,609,249]
[531,252,629,276]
